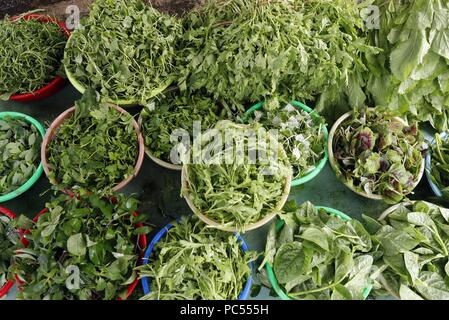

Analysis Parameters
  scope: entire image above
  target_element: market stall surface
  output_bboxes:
[0,85,435,300]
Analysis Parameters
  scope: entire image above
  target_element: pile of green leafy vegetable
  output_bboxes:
[331,109,425,204]
[63,0,181,104]
[363,201,449,300]
[11,193,149,300]
[429,133,449,199]
[138,216,256,300]
[0,214,20,290]
[178,0,377,111]
[261,201,374,300]
[0,116,42,195]
[0,14,67,100]
[365,0,449,131]
[46,89,139,193]
[140,92,232,164]
[245,98,326,181]
[183,120,292,231]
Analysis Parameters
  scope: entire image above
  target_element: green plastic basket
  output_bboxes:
[0,112,45,203]
[243,101,328,187]
[265,206,373,300]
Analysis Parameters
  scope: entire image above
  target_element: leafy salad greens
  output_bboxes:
[0,214,20,290]
[183,120,292,231]
[138,216,256,300]
[331,109,425,204]
[245,98,326,181]
[0,116,42,196]
[261,201,374,300]
[365,0,449,131]
[11,193,149,300]
[179,0,377,111]
[64,0,181,104]
[363,201,449,300]
[46,89,139,193]
[140,92,232,165]
[0,14,67,100]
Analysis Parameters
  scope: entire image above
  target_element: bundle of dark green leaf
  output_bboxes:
[261,201,374,300]
[429,133,449,199]
[140,93,232,164]
[331,109,424,203]
[366,0,449,131]
[46,89,138,193]
[138,216,256,300]
[246,98,326,180]
[0,14,66,100]
[11,193,149,300]
[179,0,377,111]
[0,214,20,289]
[64,0,181,104]
[363,201,449,300]
[0,117,42,195]
[183,120,292,231]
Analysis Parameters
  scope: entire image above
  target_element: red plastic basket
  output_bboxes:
[0,207,18,299]
[18,207,148,300]
[8,14,71,102]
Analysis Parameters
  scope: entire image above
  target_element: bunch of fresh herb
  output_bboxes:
[138,216,256,300]
[0,14,66,100]
[179,0,377,111]
[365,0,449,131]
[332,109,424,204]
[429,133,449,199]
[0,215,20,289]
[183,120,292,231]
[140,92,232,164]
[64,0,181,104]
[0,117,42,195]
[261,201,374,300]
[46,89,138,193]
[11,193,150,300]
[363,201,449,300]
[246,98,326,181]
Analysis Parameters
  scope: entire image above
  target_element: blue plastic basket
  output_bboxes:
[425,132,448,198]
[141,221,254,300]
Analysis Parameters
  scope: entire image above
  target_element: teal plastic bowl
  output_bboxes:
[0,112,45,203]
[264,206,372,300]
[425,132,449,198]
[243,101,328,187]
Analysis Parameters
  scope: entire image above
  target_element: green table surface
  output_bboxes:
[0,84,438,300]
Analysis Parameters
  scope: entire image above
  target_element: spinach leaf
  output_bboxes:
[263,202,374,300]
[415,272,449,300]
[399,284,424,300]
[274,242,309,284]
[369,201,449,300]
[0,117,42,195]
